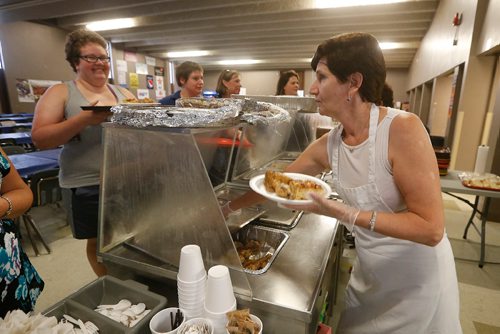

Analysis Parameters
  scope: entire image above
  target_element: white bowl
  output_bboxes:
[178,317,214,334]
[149,307,185,334]
[226,314,262,334]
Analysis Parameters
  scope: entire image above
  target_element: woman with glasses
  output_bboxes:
[216,69,241,98]
[32,29,136,277]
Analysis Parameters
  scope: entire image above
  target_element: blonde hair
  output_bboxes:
[216,70,239,98]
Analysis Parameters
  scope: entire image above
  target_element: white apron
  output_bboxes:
[333,104,462,334]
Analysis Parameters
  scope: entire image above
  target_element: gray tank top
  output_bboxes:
[59,80,126,188]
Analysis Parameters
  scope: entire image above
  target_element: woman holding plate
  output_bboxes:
[227,32,461,333]
[32,28,136,277]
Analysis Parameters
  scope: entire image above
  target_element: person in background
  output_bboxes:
[0,147,44,317]
[276,69,300,95]
[31,29,136,277]
[216,70,241,98]
[159,61,204,105]
[226,32,462,333]
[379,82,394,107]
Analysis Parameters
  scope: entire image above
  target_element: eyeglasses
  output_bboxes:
[79,55,111,63]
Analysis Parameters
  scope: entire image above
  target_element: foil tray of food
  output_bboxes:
[232,225,289,275]
[110,98,290,129]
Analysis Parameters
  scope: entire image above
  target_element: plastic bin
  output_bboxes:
[44,275,167,334]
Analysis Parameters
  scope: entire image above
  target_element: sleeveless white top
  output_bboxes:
[327,104,462,334]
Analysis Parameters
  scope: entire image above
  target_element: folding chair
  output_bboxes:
[19,168,62,255]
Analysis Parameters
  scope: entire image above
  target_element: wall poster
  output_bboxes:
[146,75,154,89]
[129,73,139,88]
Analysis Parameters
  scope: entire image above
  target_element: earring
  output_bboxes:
[347,95,351,102]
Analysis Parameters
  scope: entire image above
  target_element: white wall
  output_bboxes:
[386,69,410,104]
[477,0,500,54]
[0,21,75,113]
[429,74,453,136]
[408,0,477,90]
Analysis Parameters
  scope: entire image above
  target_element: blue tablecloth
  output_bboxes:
[8,150,60,179]
[0,132,32,144]
[0,123,32,134]
[27,148,61,161]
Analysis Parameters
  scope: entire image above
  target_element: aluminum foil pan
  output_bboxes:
[232,225,289,275]
[110,98,290,128]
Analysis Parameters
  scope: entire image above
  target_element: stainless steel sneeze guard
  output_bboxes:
[98,124,252,298]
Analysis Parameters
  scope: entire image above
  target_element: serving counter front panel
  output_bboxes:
[98,122,341,333]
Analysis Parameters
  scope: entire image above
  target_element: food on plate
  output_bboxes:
[226,309,260,334]
[264,170,325,200]
[462,174,500,190]
[234,240,272,271]
[122,97,155,103]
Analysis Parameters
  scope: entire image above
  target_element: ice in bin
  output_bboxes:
[60,276,167,333]
[232,225,289,274]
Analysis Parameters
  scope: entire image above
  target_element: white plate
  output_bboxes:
[249,172,332,205]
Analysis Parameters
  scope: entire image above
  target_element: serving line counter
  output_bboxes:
[97,116,342,333]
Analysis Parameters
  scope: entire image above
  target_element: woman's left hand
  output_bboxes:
[284,192,360,231]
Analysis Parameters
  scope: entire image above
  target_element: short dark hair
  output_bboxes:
[276,70,299,95]
[65,29,108,72]
[216,69,239,98]
[176,61,203,87]
[311,32,386,103]
[380,82,394,107]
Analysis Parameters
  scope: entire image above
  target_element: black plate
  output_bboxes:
[80,105,113,112]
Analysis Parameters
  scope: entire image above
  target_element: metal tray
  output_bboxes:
[232,225,289,275]
[44,276,167,334]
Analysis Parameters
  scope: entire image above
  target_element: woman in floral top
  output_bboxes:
[0,148,44,317]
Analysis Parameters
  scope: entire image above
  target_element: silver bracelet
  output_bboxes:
[369,211,377,231]
[1,195,13,218]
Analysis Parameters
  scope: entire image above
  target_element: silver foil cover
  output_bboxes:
[110,98,290,128]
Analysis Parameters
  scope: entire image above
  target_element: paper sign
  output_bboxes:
[135,63,148,75]
[137,89,150,99]
[124,51,137,62]
[154,66,164,76]
[129,73,139,88]
[146,75,154,89]
[117,71,127,86]
[145,56,156,66]
[116,59,128,72]
[155,89,166,99]
[155,76,164,90]
[16,79,34,102]
[29,79,61,101]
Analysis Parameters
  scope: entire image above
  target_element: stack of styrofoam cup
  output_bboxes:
[177,245,207,319]
[204,265,237,334]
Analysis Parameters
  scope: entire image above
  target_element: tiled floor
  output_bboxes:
[21,193,500,333]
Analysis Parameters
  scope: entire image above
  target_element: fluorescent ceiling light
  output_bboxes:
[166,50,210,58]
[86,18,135,31]
[315,0,408,9]
[218,59,260,65]
[379,42,399,49]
